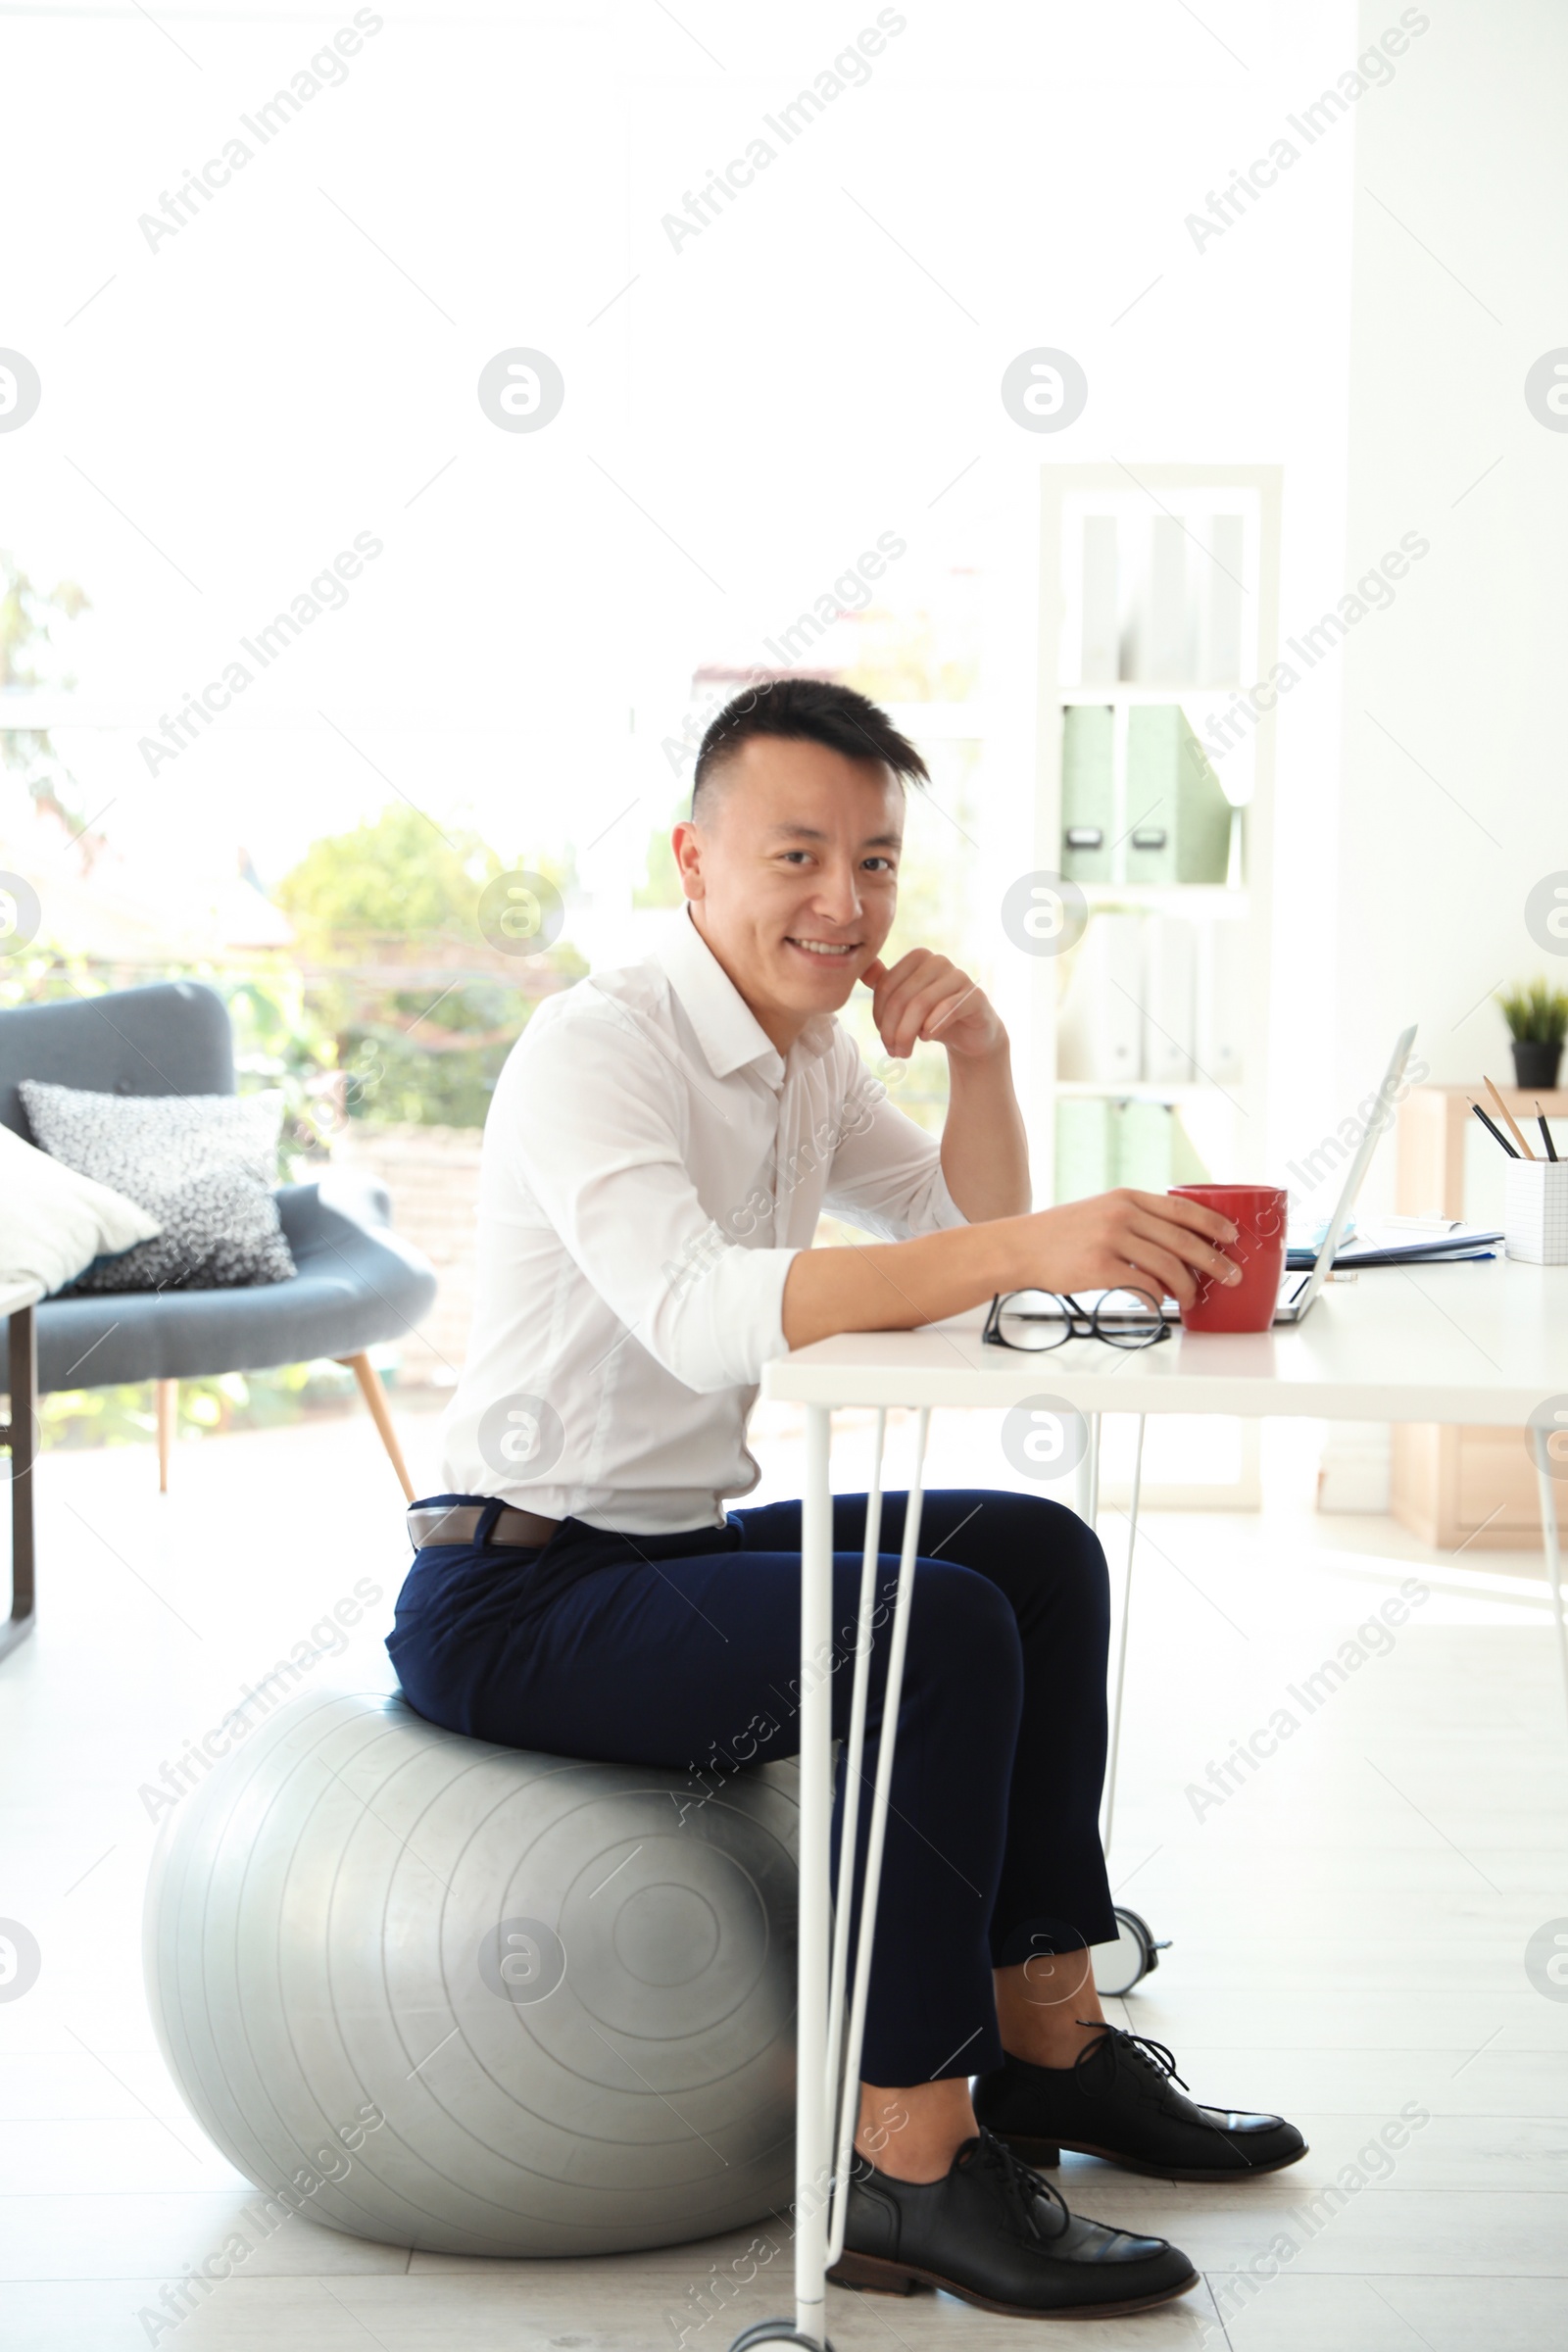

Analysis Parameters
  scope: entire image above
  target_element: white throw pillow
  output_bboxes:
[0,1119,163,1297]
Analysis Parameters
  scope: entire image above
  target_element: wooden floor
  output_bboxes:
[1,1403,1565,2350]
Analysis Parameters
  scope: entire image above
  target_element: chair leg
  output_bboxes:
[156,1379,175,1494]
[339,1353,416,1501]
[1,1304,39,1662]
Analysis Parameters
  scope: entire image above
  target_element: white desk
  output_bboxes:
[737,1256,1568,2350]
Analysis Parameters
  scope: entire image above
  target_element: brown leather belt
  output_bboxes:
[408,1501,562,1550]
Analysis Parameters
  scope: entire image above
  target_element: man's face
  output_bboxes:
[671,735,903,1044]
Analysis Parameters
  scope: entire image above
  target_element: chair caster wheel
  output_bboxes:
[1091,1905,1171,1996]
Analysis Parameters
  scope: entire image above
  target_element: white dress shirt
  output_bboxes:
[439,906,967,1533]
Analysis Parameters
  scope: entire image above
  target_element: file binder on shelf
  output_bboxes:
[1053,1096,1211,1202]
[1195,919,1247,1085]
[1060,704,1113,882]
[1124,706,1233,884]
[1055,911,1143,1085]
[1142,916,1197,1084]
[1054,1096,1112,1200]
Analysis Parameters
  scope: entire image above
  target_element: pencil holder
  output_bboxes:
[1504,1159,1568,1264]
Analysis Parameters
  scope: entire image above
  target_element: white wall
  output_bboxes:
[1333,0,1568,1174]
[6,1,1362,925]
[1313,0,1566,1512]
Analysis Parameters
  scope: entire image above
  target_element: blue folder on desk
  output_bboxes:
[1285,1220,1501,1271]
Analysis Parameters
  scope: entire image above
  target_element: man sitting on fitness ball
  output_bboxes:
[388,677,1304,2325]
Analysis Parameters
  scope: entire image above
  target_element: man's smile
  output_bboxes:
[785,935,861,961]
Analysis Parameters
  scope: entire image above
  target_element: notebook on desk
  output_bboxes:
[1284,1216,1501,1271]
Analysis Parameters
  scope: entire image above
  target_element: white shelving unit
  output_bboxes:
[1027,464,1284,1507]
[1028,464,1283,1201]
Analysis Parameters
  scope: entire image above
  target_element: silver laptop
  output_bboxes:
[1271,1024,1417,1324]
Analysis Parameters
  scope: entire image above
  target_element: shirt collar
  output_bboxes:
[656,907,836,1081]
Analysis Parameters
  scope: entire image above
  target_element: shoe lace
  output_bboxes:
[1070,2024,1190,2100]
[968,2128,1072,2244]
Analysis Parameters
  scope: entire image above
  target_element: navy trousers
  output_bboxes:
[387,1488,1117,2086]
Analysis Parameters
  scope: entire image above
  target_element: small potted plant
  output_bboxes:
[1496,978,1568,1091]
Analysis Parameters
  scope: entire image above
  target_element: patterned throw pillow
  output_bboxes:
[18,1082,297,1295]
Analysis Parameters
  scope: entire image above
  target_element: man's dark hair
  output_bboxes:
[691,677,929,814]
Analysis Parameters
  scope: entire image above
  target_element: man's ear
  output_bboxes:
[670,818,705,901]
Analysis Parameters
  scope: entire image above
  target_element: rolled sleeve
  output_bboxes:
[661,1220,799,1390]
[913,1160,971,1235]
[509,1005,799,1394]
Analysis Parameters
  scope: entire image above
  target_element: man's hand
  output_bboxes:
[1022,1189,1241,1308]
[862,951,1004,1063]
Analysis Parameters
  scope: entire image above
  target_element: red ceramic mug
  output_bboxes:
[1169,1185,1289,1333]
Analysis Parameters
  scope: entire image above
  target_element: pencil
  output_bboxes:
[1483,1074,1536,1158]
[1539,1101,1559,1162]
[1469,1099,1519,1157]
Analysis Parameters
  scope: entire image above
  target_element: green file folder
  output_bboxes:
[1124,706,1233,884]
[1054,1096,1111,1201]
[1061,705,1113,882]
[1054,1098,1210,1206]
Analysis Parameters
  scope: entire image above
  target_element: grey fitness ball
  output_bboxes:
[143,1686,800,2256]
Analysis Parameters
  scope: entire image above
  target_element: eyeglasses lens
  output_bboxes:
[1094,1287,1165,1348]
[994,1292,1070,1349]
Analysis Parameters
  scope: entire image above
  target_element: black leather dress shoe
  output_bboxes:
[973,2027,1308,2182]
[827,2127,1198,2318]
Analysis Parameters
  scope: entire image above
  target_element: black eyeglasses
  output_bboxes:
[982,1288,1171,1352]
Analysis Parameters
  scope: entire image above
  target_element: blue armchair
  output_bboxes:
[1,980,439,1656]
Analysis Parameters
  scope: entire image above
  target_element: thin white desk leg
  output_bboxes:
[1532,1427,1568,1737]
[826,1406,931,2271]
[1076,1410,1102,1530]
[824,1414,886,2124]
[793,1401,835,2348]
[1101,1415,1145,1859]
